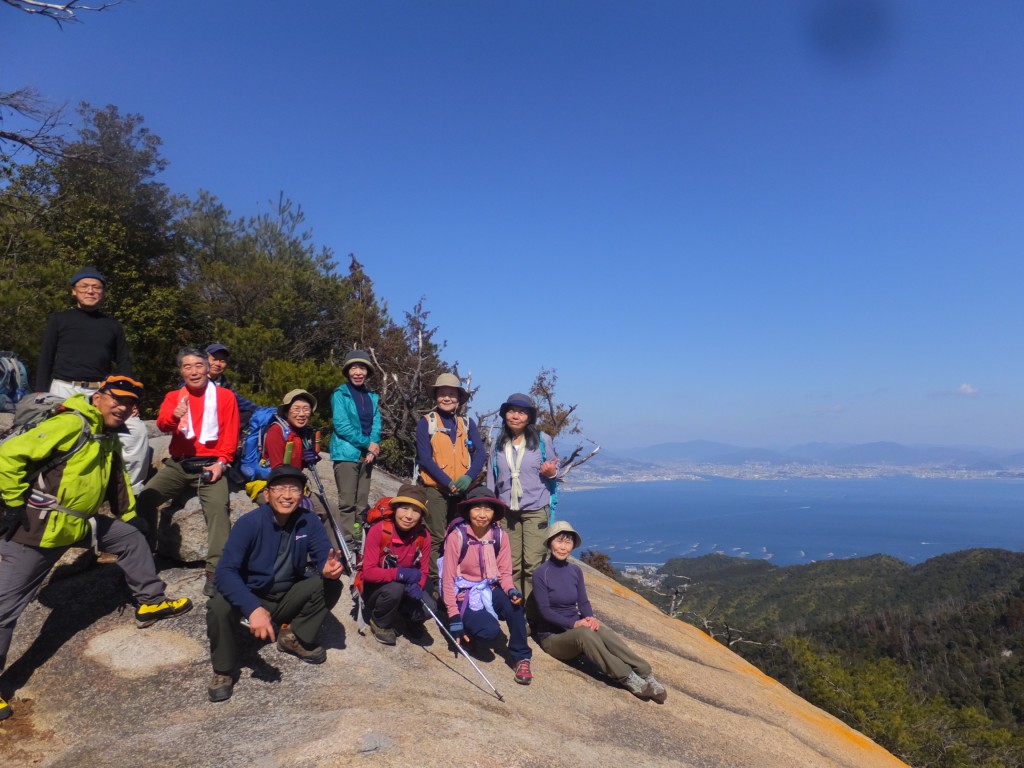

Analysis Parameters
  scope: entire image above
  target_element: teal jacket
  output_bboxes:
[330,384,381,462]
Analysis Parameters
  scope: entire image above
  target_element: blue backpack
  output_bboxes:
[0,352,31,414]
[239,406,290,481]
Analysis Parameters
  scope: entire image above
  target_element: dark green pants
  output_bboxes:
[539,625,652,682]
[136,458,230,572]
[206,576,327,674]
[423,485,463,581]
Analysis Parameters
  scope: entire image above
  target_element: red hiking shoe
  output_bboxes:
[514,659,533,685]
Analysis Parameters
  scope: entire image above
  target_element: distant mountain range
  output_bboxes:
[599,439,1024,470]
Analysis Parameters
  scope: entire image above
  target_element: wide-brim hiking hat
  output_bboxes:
[545,520,582,549]
[431,373,468,404]
[98,375,144,401]
[457,486,508,522]
[342,349,374,377]
[70,266,106,287]
[277,388,318,418]
[267,464,307,487]
[499,392,537,423]
[390,483,429,517]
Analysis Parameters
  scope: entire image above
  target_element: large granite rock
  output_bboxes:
[0,557,908,768]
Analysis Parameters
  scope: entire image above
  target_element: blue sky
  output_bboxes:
[4,1,1023,450]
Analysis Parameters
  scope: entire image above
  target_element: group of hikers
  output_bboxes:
[0,266,667,720]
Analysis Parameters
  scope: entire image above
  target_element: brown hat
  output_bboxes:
[545,520,582,549]
[431,373,468,404]
[456,486,508,522]
[277,389,317,418]
[390,484,428,517]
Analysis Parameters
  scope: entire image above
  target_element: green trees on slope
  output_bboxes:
[0,104,448,473]
[651,551,1024,767]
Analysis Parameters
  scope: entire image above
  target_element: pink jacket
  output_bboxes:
[441,523,514,617]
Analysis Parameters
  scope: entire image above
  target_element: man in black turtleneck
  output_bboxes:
[37,266,150,492]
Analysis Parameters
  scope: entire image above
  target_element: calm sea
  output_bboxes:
[556,477,1024,567]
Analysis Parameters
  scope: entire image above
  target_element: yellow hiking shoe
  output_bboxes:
[0,694,11,721]
[135,597,193,628]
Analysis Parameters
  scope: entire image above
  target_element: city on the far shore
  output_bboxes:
[564,439,1024,488]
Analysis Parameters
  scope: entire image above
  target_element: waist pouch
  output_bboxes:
[177,456,218,474]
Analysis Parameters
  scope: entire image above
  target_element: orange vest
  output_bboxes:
[419,412,470,487]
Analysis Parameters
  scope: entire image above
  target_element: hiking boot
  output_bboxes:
[370,618,396,646]
[208,672,234,703]
[203,571,216,598]
[514,659,533,685]
[403,621,431,645]
[135,597,193,628]
[0,695,11,721]
[622,671,655,699]
[276,627,326,664]
[644,673,668,704]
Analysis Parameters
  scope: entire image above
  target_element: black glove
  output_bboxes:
[0,504,29,541]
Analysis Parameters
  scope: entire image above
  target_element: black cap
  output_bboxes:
[267,465,306,486]
[205,342,229,356]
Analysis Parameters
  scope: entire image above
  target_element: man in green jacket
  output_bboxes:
[0,376,192,722]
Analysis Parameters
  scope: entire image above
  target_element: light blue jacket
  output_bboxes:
[330,384,381,462]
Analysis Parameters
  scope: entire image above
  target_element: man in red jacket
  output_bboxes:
[136,348,240,597]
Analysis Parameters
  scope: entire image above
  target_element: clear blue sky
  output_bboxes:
[5,1,1023,450]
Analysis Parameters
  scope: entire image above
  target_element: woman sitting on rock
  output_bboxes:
[441,487,533,685]
[532,521,668,702]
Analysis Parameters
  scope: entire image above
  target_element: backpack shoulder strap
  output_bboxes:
[29,410,94,486]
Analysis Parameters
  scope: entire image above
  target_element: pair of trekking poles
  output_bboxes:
[305,469,504,701]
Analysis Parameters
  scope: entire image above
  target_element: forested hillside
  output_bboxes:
[637,549,1024,767]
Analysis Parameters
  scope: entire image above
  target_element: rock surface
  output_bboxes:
[0,430,907,767]
[0,549,907,767]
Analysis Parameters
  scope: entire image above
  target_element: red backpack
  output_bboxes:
[352,496,426,594]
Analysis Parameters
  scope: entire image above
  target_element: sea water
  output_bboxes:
[556,477,1024,567]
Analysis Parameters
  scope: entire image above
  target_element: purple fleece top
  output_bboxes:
[531,557,594,639]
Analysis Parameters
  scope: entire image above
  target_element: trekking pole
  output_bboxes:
[304,468,368,635]
[421,600,504,702]
[305,469,356,575]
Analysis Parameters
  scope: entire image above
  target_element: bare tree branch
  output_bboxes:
[0,87,68,158]
[3,0,120,24]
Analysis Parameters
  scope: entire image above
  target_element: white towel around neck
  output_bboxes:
[179,383,219,444]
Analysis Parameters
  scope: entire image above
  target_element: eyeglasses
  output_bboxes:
[101,391,136,408]
[288,406,312,414]
[268,484,303,495]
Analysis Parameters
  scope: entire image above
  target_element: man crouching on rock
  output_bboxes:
[0,376,193,722]
[206,465,343,702]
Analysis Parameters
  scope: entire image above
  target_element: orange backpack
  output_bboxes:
[352,496,426,594]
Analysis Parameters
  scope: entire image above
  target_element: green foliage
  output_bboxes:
[0,100,457,470]
[580,550,618,578]
[653,550,1024,767]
